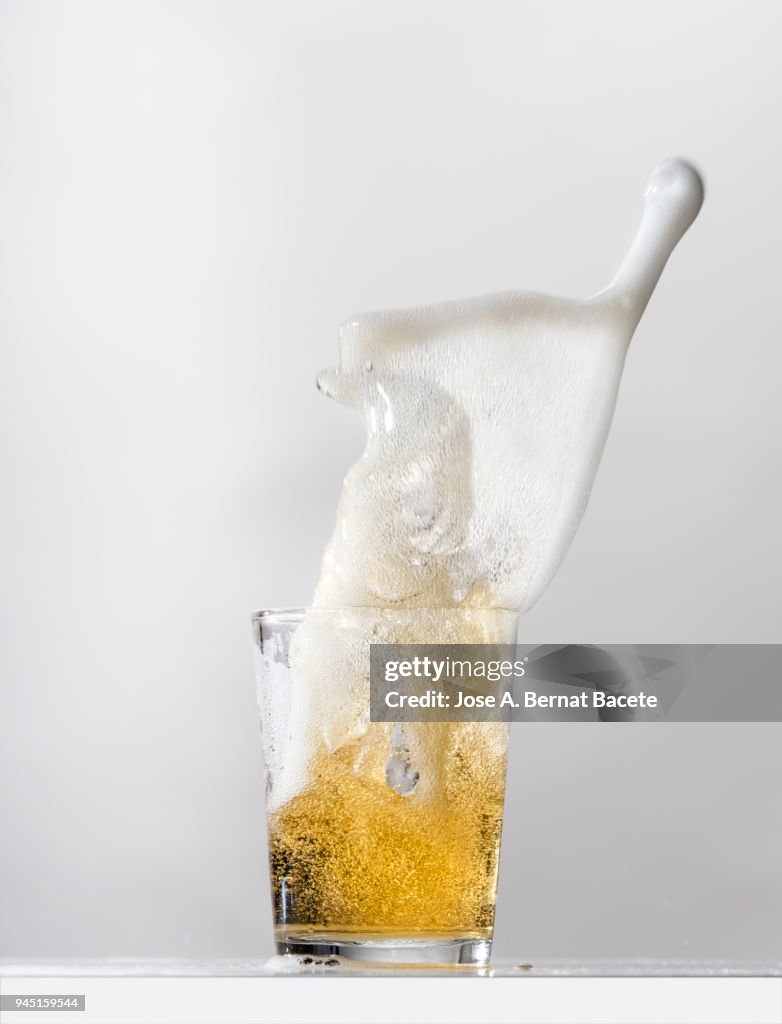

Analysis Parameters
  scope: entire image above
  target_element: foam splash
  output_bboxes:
[314,160,703,613]
[271,160,704,811]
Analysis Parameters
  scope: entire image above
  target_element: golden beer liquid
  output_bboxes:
[268,720,508,942]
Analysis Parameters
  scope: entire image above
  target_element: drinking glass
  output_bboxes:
[251,606,518,967]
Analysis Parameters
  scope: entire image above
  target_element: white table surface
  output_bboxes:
[1,959,781,1024]
[2,957,781,977]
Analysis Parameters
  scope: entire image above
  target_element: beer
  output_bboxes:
[252,160,703,966]
[268,721,507,944]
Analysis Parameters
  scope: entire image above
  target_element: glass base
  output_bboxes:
[276,936,491,968]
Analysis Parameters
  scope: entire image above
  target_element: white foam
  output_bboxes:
[277,160,704,806]
[314,160,703,613]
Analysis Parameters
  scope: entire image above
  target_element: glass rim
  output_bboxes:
[251,606,519,623]
[251,607,305,624]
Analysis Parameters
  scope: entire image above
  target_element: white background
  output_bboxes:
[1,1,781,961]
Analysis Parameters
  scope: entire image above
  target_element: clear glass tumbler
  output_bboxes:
[251,606,518,967]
